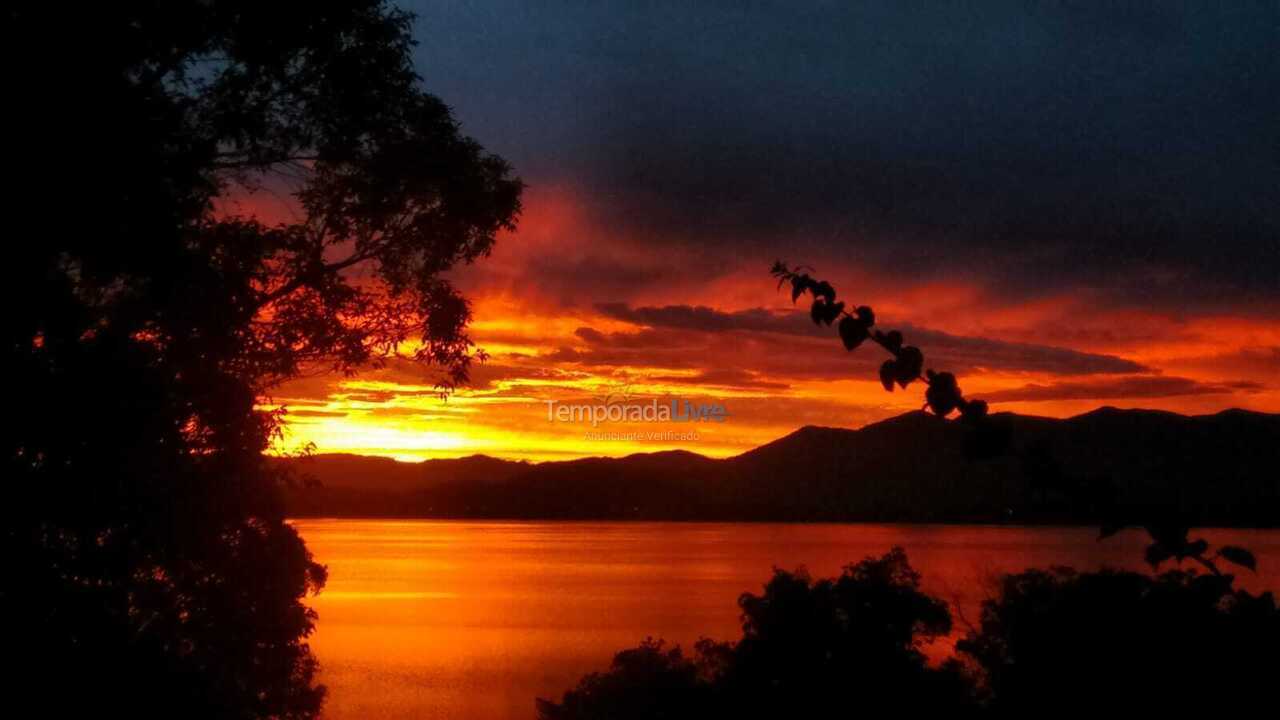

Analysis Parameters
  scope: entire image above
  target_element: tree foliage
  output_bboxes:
[538,550,975,719]
[4,2,520,716]
[544,552,1280,717]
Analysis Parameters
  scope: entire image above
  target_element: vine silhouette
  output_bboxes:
[771,261,1256,575]
[771,261,989,423]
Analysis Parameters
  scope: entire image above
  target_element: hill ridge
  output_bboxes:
[279,408,1280,525]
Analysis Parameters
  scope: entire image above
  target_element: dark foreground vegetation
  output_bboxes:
[8,1,1276,716]
[539,548,1280,718]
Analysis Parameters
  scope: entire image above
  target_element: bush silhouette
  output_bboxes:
[545,550,1280,717]
[538,549,976,719]
[536,639,717,720]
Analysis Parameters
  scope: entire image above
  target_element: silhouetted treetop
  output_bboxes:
[546,553,1280,718]
[14,1,523,393]
[539,549,976,719]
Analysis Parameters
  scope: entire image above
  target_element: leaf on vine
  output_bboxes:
[880,330,903,353]
[924,370,962,416]
[875,347,924,392]
[1217,546,1257,572]
[791,274,814,303]
[811,299,842,326]
[895,346,924,387]
[854,305,875,326]
[812,280,836,304]
[879,360,896,392]
[838,314,870,351]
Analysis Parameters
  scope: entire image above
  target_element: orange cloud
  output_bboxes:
[250,181,1280,462]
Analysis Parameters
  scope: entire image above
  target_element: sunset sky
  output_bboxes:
[251,1,1279,461]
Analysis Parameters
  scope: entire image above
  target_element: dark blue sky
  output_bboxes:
[405,1,1278,312]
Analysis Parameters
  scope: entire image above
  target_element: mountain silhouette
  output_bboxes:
[280,408,1280,525]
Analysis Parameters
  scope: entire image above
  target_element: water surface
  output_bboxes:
[295,520,1280,720]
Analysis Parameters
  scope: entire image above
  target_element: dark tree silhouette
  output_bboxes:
[4,2,520,716]
[538,549,976,719]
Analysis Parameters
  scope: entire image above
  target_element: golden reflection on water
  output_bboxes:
[294,520,1280,720]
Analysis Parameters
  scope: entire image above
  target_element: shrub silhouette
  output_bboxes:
[538,549,976,719]
[545,552,1280,717]
[536,639,717,720]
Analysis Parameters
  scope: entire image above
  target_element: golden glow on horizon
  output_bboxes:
[265,334,1280,463]
[244,185,1280,463]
